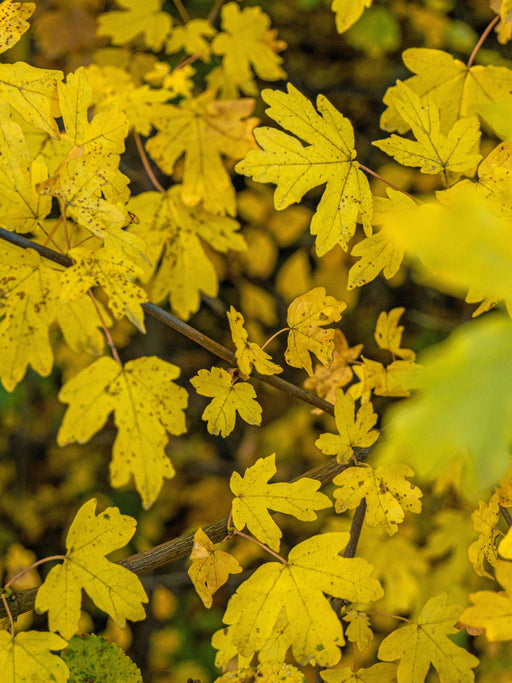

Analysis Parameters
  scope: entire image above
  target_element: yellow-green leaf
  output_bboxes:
[0,630,68,683]
[35,498,148,639]
[375,307,415,360]
[331,0,372,34]
[97,0,172,51]
[230,453,332,550]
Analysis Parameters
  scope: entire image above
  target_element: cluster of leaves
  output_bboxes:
[0,0,512,681]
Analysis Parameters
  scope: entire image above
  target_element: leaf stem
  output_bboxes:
[359,164,417,201]
[232,529,287,564]
[172,0,190,23]
[208,0,227,24]
[3,556,66,592]
[467,15,500,68]
[1,594,15,635]
[260,327,289,352]
[88,289,122,365]
[500,505,512,528]
[133,131,166,193]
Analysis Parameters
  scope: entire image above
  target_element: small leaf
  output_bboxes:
[227,306,282,376]
[191,366,262,437]
[62,634,142,683]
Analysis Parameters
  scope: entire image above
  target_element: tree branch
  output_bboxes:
[0,227,335,416]
[0,451,373,619]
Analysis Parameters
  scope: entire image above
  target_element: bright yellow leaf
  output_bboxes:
[190,366,262,437]
[0,103,51,233]
[286,287,346,376]
[222,532,383,666]
[304,329,363,405]
[57,295,111,356]
[59,246,147,332]
[468,492,500,579]
[212,3,286,87]
[381,48,512,134]
[344,610,374,652]
[236,84,373,255]
[0,630,68,683]
[379,594,478,681]
[348,229,403,290]
[35,498,148,639]
[374,81,481,174]
[227,306,282,376]
[315,388,378,464]
[129,186,245,319]
[147,91,258,215]
[375,307,415,360]
[333,463,422,535]
[350,356,421,400]
[0,61,62,137]
[97,0,172,51]
[0,242,59,391]
[331,0,372,34]
[461,560,512,640]
[188,528,242,608]
[229,453,332,550]
[57,356,188,507]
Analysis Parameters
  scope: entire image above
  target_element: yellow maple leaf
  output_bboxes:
[59,246,147,332]
[190,366,262,437]
[223,532,383,666]
[304,329,363,404]
[97,0,172,51]
[285,287,346,376]
[35,498,148,639]
[188,528,242,608]
[147,91,258,216]
[227,307,282,376]
[333,463,422,535]
[375,307,415,360]
[331,0,372,34]
[491,0,512,43]
[84,64,171,136]
[236,84,373,256]
[343,610,374,652]
[0,242,59,391]
[321,663,398,682]
[58,67,129,154]
[461,560,512,640]
[129,186,245,320]
[166,18,216,62]
[230,453,332,551]
[0,103,51,233]
[57,356,188,507]
[350,356,421,400]
[468,492,500,579]
[381,48,512,134]
[0,0,34,54]
[57,295,112,356]
[0,61,62,137]
[316,388,378,464]
[379,594,478,680]
[0,630,68,683]
[212,3,286,88]
[374,81,481,175]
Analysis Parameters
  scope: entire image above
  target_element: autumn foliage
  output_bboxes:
[1,0,512,681]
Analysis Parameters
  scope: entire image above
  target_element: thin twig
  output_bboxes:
[172,0,190,23]
[133,131,166,193]
[0,451,374,619]
[500,505,512,528]
[467,15,500,68]
[207,0,227,24]
[0,227,336,417]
